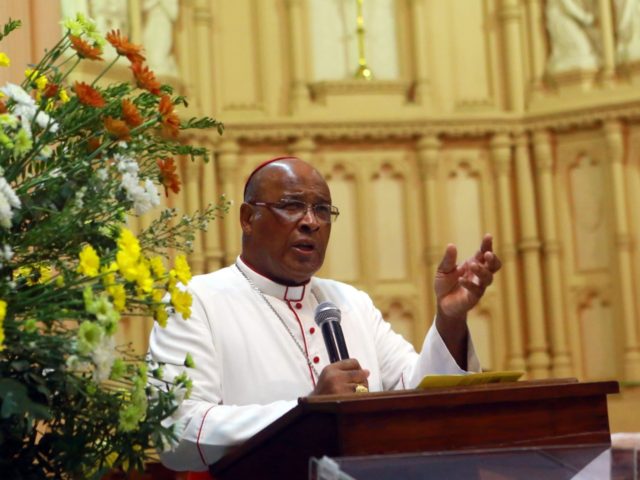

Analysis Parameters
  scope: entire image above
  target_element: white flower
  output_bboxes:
[1,83,59,135]
[34,110,58,134]
[1,244,13,260]
[96,168,108,181]
[121,174,160,215]
[74,188,86,209]
[0,195,12,229]
[0,244,12,268]
[1,83,35,106]
[92,336,116,383]
[0,176,20,229]
[115,154,139,175]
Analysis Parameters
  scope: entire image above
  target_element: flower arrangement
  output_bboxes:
[0,15,226,478]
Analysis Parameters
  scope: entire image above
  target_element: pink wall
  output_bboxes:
[0,0,62,83]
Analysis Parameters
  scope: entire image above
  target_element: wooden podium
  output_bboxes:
[209,379,619,480]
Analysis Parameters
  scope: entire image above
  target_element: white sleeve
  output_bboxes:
[368,292,480,390]
[148,288,296,472]
[406,321,482,388]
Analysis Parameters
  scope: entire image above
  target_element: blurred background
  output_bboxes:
[1,0,639,432]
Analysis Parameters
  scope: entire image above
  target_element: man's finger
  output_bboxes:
[347,369,370,386]
[484,251,502,272]
[438,244,458,274]
[475,234,493,261]
[470,262,493,287]
[335,358,361,371]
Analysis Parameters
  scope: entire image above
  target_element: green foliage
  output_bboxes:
[0,19,21,42]
[0,15,226,479]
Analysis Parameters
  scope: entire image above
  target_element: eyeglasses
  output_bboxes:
[249,199,340,224]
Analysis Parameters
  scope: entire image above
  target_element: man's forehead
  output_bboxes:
[251,159,329,194]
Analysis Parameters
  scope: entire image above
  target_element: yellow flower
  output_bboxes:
[170,289,192,319]
[108,284,126,312]
[78,245,100,277]
[116,249,139,282]
[172,254,192,285]
[154,306,168,328]
[38,265,53,283]
[135,261,153,295]
[0,52,10,67]
[0,299,6,351]
[14,266,34,285]
[152,288,164,302]
[118,228,141,261]
[59,88,70,103]
[101,262,118,286]
[149,256,165,278]
[25,68,47,91]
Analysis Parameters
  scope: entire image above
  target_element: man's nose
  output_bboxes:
[298,206,320,229]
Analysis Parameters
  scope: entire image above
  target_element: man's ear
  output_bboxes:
[240,203,254,234]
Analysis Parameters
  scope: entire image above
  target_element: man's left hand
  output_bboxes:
[435,233,502,321]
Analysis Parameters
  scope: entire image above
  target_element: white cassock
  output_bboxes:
[149,256,480,471]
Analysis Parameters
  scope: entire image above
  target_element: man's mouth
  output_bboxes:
[292,241,315,253]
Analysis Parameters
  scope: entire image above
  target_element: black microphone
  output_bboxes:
[314,301,349,363]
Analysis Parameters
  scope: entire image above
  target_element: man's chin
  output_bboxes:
[282,261,322,285]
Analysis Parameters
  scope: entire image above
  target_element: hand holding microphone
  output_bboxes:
[311,301,369,395]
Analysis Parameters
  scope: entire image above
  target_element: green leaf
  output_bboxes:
[0,378,51,420]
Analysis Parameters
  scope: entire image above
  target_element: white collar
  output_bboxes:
[235,256,309,302]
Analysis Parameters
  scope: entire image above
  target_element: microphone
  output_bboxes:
[314,301,349,363]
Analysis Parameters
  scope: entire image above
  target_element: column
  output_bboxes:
[286,0,310,112]
[182,158,205,275]
[523,0,547,93]
[514,133,550,378]
[416,135,441,318]
[499,0,526,112]
[217,138,241,266]
[193,0,216,116]
[532,130,573,377]
[408,0,431,106]
[490,133,527,372]
[597,0,617,83]
[194,1,225,271]
[604,120,640,380]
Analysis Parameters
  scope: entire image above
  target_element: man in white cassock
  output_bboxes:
[149,156,502,471]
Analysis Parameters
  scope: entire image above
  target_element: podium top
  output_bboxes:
[300,378,619,410]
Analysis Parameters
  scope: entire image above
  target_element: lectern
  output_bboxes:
[209,379,619,480]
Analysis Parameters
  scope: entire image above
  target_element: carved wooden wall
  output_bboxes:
[5,0,640,428]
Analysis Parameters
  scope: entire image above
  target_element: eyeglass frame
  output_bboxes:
[247,199,340,224]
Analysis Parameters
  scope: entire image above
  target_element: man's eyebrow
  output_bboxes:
[280,192,332,202]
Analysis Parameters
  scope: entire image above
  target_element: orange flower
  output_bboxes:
[157,158,181,196]
[130,61,161,95]
[69,35,103,61]
[158,95,179,139]
[74,82,105,107]
[104,116,131,142]
[87,137,102,154]
[121,99,143,127]
[106,30,145,64]
[43,83,59,99]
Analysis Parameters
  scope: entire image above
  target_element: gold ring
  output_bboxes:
[355,384,368,394]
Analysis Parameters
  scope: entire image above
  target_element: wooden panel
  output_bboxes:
[325,166,360,282]
[211,380,619,480]
[372,165,408,280]
[217,0,263,112]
